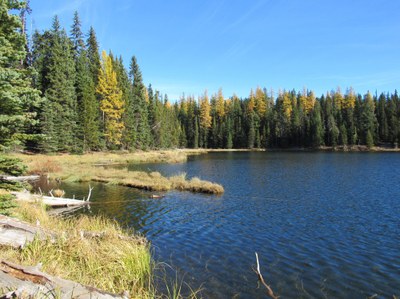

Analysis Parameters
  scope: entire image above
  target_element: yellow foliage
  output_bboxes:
[164,99,171,108]
[343,87,356,109]
[97,51,125,146]
[248,89,255,112]
[333,87,344,110]
[216,88,225,118]
[144,87,149,103]
[199,91,211,129]
[282,91,292,119]
[300,89,316,113]
[254,86,267,116]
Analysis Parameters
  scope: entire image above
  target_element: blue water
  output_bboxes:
[45,152,400,298]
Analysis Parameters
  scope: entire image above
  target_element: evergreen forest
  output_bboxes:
[2,2,400,152]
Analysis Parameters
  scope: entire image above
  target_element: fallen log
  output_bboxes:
[0,260,127,299]
[11,186,93,208]
[0,215,54,248]
[0,175,40,182]
[11,191,89,207]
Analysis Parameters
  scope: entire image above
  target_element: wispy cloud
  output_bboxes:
[222,40,258,61]
[36,0,93,18]
[220,0,270,34]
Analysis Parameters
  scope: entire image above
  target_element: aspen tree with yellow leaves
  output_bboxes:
[96,51,124,148]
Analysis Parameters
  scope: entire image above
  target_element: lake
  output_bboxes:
[43,152,400,298]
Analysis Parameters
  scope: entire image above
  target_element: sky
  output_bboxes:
[28,0,400,100]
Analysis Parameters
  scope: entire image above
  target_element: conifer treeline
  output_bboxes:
[2,5,400,152]
[177,87,400,149]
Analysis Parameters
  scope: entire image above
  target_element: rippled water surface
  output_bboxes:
[47,152,400,298]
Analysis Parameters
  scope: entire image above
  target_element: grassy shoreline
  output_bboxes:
[1,201,154,298]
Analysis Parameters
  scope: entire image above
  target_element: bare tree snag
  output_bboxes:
[254,252,279,299]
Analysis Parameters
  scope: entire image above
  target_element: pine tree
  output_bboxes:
[96,51,124,148]
[0,0,42,150]
[366,130,374,148]
[34,16,77,152]
[377,93,389,142]
[215,88,225,118]
[70,11,84,58]
[232,95,244,147]
[225,116,233,149]
[193,116,199,148]
[247,112,256,149]
[310,101,324,147]
[199,91,211,148]
[339,124,348,146]
[129,56,151,149]
[87,27,101,86]
[387,92,399,145]
[360,92,377,145]
[70,12,101,151]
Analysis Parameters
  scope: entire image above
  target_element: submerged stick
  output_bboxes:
[254,252,279,299]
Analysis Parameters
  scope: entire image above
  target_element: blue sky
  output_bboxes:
[28,0,400,100]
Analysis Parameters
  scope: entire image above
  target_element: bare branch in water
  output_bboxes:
[254,252,279,299]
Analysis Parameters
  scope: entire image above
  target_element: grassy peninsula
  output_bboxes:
[12,150,224,195]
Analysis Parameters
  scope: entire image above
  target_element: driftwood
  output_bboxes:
[149,194,165,199]
[0,175,40,182]
[254,252,279,299]
[11,186,94,208]
[0,215,54,248]
[0,260,127,299]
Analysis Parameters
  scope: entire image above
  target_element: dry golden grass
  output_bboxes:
[11,150,224,194]
[17,150,207,172]
[1,201,153,298]
[1,202,204,298]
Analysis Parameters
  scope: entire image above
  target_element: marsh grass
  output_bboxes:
[12,151,224,194]
[2,202,153,298]
[1,202,204,298]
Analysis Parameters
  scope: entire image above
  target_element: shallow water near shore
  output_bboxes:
[37,152,400,298]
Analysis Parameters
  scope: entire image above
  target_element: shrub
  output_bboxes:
[0,193,16,216]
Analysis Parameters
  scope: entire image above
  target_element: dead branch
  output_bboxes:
[86,184,94,202]
[254,252,279,299]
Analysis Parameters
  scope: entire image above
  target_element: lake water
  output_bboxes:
[43,152,400,298]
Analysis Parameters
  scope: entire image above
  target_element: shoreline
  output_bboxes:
[185,145,400,153]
